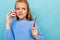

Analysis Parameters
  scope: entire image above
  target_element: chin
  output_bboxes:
[17,15,26,20]
[19,16,24,19]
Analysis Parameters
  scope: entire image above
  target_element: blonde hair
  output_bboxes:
[15,0,32,21]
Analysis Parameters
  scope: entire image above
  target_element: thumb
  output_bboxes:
[32,26,36,30]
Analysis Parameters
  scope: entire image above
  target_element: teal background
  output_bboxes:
[0,0,60,40]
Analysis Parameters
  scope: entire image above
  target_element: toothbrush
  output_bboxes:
[33,16,36,27]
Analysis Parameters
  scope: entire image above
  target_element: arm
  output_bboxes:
[4,12,14,40]
[4,22,14,40]
[4,29,14,40]
[31,21,44,40]
[37,26,44,40]
[34,23,44,40]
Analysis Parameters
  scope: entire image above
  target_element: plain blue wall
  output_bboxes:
[0,0,60,40]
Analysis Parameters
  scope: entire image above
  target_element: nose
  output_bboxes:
[19,9,22,13]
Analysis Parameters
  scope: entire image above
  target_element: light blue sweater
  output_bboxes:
[4,20,44,40]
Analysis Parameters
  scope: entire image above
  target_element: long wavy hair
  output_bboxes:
[15,0,32,21]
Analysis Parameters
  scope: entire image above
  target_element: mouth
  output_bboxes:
[11,13,16,16]
[18,14,23,16]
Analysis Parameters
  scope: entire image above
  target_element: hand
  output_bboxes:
[6,13,12,24]
[6,11,13,29]
[32,27,39,40]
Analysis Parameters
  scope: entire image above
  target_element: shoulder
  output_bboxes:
[27,20,34,26]
[10,21,17,27]
[28,20,34,23]
[11,20,34,26]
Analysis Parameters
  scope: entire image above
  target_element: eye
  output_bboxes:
[22,8,26,10]
[15,8,20,10]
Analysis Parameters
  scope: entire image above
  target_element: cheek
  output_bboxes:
[24,12,27,17]
[23,10,27,15]
[15,10,19,13]
[15,10,19,15]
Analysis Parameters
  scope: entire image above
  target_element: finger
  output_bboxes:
[32,28,37,31]
[32,30,38,35]
[7,10,12,16]
[6,10,12,19]
[32,27,36,30]
[11,10,15,12]
[32,32,38,36]
[32,29,37,32]
[32,28,38,33]
[32,31,37,34]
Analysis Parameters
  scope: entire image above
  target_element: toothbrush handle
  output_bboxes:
[33,21,35,27]
[33,16,36,27]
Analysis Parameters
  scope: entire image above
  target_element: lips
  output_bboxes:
[18,14,23,16]
[10,12,16,17]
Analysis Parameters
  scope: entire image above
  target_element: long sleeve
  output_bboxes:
[4,29,14,40]
[38,28,44,40]
[31,21,44,40]
[4,22,14,40]
[36,24,44,40]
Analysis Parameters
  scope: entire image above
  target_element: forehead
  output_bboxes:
[16,2,27,8]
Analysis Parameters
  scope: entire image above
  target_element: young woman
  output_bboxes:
[4,0,44,40]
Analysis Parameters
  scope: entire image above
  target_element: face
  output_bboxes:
[15,2,28,20]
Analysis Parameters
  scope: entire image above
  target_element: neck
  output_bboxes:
[19,17,26,20]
